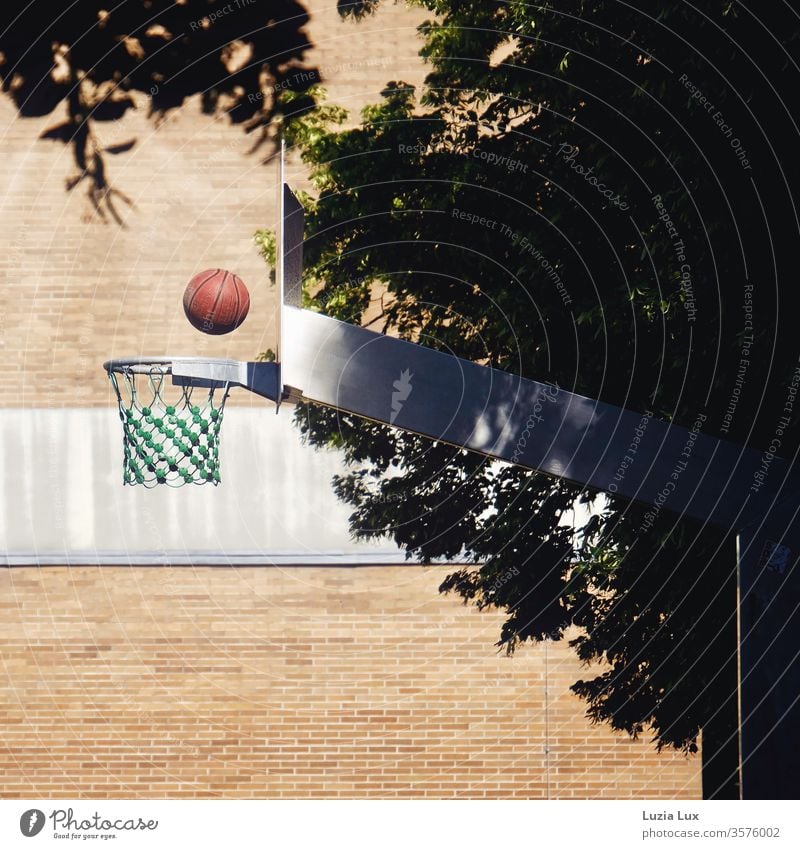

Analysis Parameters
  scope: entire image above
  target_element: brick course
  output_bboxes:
[0,566,701,798]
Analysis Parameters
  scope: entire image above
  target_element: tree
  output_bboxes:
[0,1,317,222]
[285,0,800,797]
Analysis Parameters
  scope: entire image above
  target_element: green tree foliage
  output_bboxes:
[0,1,317,221]
[285,0,800,774]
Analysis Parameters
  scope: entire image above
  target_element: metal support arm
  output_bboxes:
[172,358,281,403]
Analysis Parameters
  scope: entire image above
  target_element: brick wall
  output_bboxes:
[0,565,701,798]
[0,1,428,408]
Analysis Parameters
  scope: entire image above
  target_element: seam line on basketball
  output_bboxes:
[233,274,241,327]
[185,269,219,313]
[207,270,227,330]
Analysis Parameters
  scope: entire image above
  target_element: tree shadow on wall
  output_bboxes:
[0,1,319,226]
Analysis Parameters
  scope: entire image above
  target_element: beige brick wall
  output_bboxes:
[0,565,701,798]
[0,2,428,408]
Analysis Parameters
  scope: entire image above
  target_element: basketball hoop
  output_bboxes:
[104,358,230,487]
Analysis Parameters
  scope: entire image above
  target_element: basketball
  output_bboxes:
[183,269,250,335]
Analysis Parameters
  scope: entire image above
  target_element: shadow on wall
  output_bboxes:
[0,1,319,225]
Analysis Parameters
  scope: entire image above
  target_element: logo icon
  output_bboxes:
[20,809,45,837]
[390,369,414,424]
[759,540,793,575]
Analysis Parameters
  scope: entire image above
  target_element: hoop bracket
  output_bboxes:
[171,359,281,402]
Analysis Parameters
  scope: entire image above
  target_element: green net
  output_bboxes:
[105,360,230,487]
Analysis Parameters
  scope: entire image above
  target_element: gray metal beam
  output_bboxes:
[172,358,280,402]
[282,305,797,532]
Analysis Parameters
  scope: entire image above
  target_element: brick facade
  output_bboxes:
[0,566,700,798]
[0,2,429,408]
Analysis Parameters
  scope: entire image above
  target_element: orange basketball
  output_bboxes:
[183,269,250,335]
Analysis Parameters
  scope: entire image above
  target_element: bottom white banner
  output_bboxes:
[0,800,796,849]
